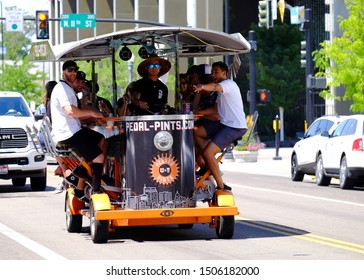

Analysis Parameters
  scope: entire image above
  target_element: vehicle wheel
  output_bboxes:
[90,201,109,243]
[315,154,331,186]
[12,178,26,187]
[65,195,82,233]
[291,154,304,181]
[178,224,194,229]
[30,169,47,191]
[339,156,353,190]
[216,215,234,239]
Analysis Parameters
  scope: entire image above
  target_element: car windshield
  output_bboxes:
[0,97,31,117]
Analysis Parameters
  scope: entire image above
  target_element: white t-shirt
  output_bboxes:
[217,79,247,129]
[50,81,81,143]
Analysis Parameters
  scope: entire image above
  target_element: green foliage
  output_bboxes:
[251,23,306,136]
[0,8,46,105]
[313,0,364,112]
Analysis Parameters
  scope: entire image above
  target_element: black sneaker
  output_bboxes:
[72,165,92,182]
[223,184,232,191]
[196,166,209,177]
[73,189,89,203]
[65,174,79,188]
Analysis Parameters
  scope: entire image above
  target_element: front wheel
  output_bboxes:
[30,169,47,191]
[66,196,83,233]
[12,178,26,187]
[216,215,235,239]
[90,201,109,244]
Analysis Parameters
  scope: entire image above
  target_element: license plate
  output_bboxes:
[0,165,8,174]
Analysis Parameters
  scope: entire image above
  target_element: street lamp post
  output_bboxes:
[0,1,4,87]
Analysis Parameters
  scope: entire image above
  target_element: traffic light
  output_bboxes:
[258,0,268,28]
[36,10,49,40]
[258,89,271,103]
[300,40,306,68]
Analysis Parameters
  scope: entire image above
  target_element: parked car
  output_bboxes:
[291,115,344,182]
[316,114,364,189]
[0,91,47,191]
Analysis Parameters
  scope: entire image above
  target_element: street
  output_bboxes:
[1,153,364,261]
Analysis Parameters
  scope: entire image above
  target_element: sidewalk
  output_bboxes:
[219,147,292,178]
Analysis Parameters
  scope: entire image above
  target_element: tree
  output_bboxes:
[0,7,46,105]
[313,0,364,112]
[251,23,306,138]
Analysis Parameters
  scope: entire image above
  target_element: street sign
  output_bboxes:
[60,14,96,28]
[6,10,23,32]
[29,41,55,61]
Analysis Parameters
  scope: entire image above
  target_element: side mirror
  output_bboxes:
[34,114,44,121]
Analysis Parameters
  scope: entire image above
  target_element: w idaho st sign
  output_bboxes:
[61,14,96,28]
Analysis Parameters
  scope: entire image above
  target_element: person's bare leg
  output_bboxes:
[203,142,224,189]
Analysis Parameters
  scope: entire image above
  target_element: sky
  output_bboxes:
[1,0,50,15]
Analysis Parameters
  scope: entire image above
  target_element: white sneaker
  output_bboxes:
[54,181,65,194]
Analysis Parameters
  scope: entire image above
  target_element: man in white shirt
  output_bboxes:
[51,60,105,196]
[193,61,248,191]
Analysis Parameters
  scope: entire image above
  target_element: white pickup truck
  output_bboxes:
[0,91,47,191]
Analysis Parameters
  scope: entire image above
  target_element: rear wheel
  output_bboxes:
[339,156,353,189]
[291,154,304,181]
[216,215,234,239]
[90,201,109,243]
[12,178,26,187]
[315,154,331,186]
[65,195,83,233]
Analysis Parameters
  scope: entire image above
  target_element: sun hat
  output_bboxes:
[137,55,171,78]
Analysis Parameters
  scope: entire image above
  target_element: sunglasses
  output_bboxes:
[66,67,78,73]
[148,64,161,69]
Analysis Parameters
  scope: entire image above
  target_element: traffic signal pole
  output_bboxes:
[302,8,314,125]
[249,30,257,115]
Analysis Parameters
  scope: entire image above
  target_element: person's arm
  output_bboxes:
[193,83,223,94]
[63,104,103,119]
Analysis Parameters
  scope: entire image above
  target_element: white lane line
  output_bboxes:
[231,184,364,207]
[0,222,67,260]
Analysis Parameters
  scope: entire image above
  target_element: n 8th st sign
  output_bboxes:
[61,14,96,28]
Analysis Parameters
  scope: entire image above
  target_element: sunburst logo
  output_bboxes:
[148,153,180,187]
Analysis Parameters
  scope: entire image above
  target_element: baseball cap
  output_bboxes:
[76,71,86,81]
[62,60,79,71]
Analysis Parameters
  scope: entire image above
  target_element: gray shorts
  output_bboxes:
[203,120,247,150]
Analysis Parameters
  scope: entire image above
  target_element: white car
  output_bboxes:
[0,91,47,191]
[316,114,364,189]
[291,115,344,182]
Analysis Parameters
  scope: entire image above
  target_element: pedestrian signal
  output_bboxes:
[258,89,271,103]
[36,11,49,40]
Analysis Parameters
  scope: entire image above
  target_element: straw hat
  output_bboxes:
[137,55,171,78]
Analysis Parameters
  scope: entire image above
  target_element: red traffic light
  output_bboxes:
[36,10,49,40]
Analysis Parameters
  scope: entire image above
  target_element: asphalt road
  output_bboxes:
[1,151,364,278]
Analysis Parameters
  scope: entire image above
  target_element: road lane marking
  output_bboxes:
[236,217,364,255]
[0,222,67,260]
[232,184,364,207]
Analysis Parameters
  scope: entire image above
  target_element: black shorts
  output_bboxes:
[60,127,104,162]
